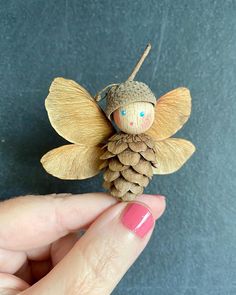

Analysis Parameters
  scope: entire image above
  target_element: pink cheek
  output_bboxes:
[141,117,151,129]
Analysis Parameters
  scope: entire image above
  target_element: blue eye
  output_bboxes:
[121,110,126,116]
[140,111,145,117]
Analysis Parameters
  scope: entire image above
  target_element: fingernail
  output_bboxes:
[121,203,154,238]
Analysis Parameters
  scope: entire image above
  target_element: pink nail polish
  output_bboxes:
[121,203,154,238]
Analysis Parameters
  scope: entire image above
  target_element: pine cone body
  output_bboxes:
[100,133,158,201]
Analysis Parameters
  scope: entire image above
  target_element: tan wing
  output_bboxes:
[45,77,115,146]
[40,144,104,180]
[146,88,191,141]
[153,138,195,175]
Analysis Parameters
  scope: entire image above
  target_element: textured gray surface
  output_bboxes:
[0,0,236,294]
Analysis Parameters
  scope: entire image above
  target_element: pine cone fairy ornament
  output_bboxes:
[41,44,196,201]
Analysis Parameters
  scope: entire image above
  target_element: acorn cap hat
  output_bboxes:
[95,44,156,120]
[105,80,156,119]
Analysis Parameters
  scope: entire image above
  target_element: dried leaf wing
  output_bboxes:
[40,144,103,180]
[146,87,191,140]
[45,77,115,146]
[153,138,195,175]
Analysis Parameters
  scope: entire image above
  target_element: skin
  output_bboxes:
[0,193,165,295]
[113,102,155,134]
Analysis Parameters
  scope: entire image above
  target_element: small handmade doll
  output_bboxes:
[41,44,195,201]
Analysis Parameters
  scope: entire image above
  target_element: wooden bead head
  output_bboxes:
[95,44,156,135]
[113,101,155,134]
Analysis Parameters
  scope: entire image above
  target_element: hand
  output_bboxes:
[0,193,165,295]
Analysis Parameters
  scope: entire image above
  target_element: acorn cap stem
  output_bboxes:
[127,43,152,81]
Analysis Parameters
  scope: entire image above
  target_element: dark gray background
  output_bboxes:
[0,0,235,294]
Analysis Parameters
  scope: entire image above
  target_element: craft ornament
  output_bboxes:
[41,44,196,201]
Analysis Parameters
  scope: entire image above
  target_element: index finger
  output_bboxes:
[0,193,117,251]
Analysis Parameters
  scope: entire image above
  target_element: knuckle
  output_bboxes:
[68,236,121,295]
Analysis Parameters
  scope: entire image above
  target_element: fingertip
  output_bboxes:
[135,194,166,220]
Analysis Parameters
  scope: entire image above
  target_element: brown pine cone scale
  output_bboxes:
[100,132,158,201]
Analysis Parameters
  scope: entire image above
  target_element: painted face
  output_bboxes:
[113,102,155,134]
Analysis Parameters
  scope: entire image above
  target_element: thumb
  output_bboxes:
[24,194,166,295]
